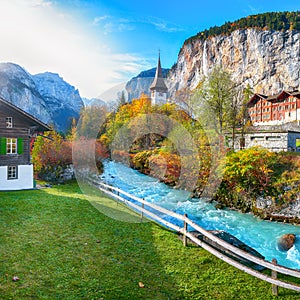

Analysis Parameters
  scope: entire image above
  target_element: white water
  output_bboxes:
[101,160,300,270]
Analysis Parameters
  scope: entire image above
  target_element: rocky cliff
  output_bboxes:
[33,72,84,132]
[0,63,84,132]
[0,63,52,124]
[167,28,300,98]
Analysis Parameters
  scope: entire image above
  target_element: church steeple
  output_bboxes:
[149,52,168,105]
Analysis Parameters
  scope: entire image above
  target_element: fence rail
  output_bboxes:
[86,176,300,295]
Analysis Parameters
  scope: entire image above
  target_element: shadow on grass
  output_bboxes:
[2,183,300,299]
[0,183,185,299]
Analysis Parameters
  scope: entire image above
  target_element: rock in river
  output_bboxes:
[277,234,296,251]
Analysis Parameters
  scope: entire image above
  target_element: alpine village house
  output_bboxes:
[149,55,300,152]
[229,90,300,152]
[0,97,50,190]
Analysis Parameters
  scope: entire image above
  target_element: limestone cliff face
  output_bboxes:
[167,29,300,97]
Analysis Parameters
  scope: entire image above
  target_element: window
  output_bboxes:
[240,137,245,149]
[0,138,23,155]
[266,136,281,141]
[7,166,17,180]
[6,117,12,128]
[251,136,264,140]
[6,138,17,154]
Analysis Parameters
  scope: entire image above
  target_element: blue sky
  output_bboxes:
[0,0,299,98]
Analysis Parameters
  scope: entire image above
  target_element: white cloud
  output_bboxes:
[93,15,136,34]
[0,0,147,98]
[95,15,183,34]
[146,17,184,33]
[31,0,52,7]
[93,15,109,26]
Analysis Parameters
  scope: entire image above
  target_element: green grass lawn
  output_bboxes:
[0,181,300,299]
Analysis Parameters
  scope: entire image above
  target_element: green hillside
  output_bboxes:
[186,11,300,44]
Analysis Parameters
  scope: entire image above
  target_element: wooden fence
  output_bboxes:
[87,177,300,296]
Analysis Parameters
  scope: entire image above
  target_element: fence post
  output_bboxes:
[140,199,144,222]
[183,214,188,247]
[272,258,278,296]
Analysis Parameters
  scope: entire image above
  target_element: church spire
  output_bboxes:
[156,50,163,78]
[149,52,168,105]
[150,52,167,92]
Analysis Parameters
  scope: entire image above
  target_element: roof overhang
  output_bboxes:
[0,97,51,132]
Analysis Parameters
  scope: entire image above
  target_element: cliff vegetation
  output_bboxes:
[186,11,300,44]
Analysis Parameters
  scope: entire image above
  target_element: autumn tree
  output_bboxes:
[238,84,253,148]
[77,104,108,138]
[173,87,194,116]
[117,90,127,107]
[72,137,109,175]
[198,66,236,135]
[191,66,234,153]
[31,131,72,182]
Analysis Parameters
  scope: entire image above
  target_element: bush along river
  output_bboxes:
[100,160,300,270]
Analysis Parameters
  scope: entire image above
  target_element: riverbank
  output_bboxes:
[126,147,300,225]
[256,198,300,224]
[101,160,300,269]
[3,181,297,299]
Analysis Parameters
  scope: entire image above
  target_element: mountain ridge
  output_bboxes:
[0,63,84,132]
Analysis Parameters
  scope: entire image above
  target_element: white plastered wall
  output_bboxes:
[0,165,34,190]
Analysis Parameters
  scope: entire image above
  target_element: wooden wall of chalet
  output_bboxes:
[0,103,31,166]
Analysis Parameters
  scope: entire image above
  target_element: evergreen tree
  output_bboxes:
[186,11,300,44]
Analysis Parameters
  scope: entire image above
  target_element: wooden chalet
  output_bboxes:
[248,90,300,125]
[0,97,50,190]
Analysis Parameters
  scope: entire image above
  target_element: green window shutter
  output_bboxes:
[17,138,24,154]
[0,137,6,155]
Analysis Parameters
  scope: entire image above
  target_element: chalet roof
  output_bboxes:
[0,97,50,132]
[247,93,267,106]
[248,90,300,106]
[149,54,168,92]
[268,90,300,102]
[291,90,300,97]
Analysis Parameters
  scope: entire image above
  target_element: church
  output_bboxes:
[149,54,168,105]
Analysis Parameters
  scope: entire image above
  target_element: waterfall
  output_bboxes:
[202,40,208,77]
